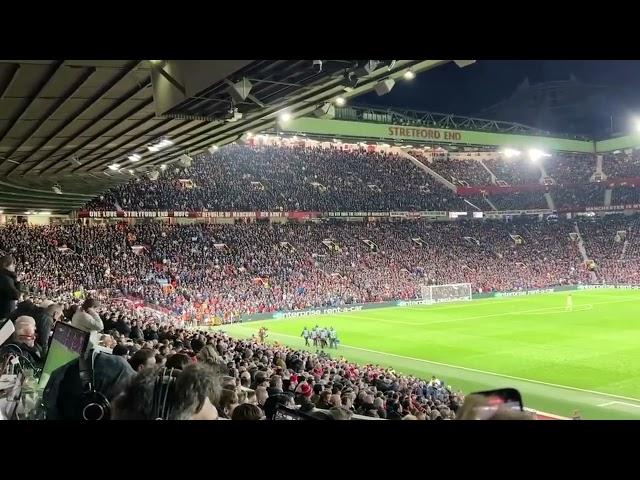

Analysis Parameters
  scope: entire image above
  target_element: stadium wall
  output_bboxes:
[281,118,596,153]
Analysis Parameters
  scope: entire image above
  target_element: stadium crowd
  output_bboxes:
[1,262,465,421]
[415,155,492,186]
[577,215,640,284]
[611,186,640,206]
[488,192,548,211]
[87,145,467,213]
[543,153,595,185]
[3,213,637,421]
[0,220,594,325]
[81,145,640,214]
[603,151,640,179]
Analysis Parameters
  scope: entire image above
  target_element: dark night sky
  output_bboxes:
[358,60,640,135]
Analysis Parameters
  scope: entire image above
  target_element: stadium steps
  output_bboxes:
[544,192,556,210]
[573,223,598,282]
[483,197,498,211]
[621,240,629,259]
[604,188,612,207]
[537,163,549,183]
[478,160,497,183]
[393,148,457,192]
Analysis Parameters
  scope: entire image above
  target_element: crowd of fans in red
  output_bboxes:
[0,219,599,324]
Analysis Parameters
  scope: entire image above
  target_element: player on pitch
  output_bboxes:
[565,293,573,312]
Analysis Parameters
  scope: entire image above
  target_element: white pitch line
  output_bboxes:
[229,325,640,405]
[597,401,640,408]
[353,297,638,327]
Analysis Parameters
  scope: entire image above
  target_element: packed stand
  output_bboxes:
[86,145,467,213]
[0,220,596,325]
[611,186,640,206]
[543,153,595,185]
[553,185,605,210]
[0,285,465,420]
[603,151,640,179]
[578,214,640,284]
[489,191,548,211]
[482,158,541,185]
[418,156,492,186]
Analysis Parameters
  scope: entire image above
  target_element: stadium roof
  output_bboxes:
[0,59,449,213]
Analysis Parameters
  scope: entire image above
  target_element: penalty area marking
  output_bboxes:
[597,401,640,409]
[227,325,640,406]
[522,304,593,315]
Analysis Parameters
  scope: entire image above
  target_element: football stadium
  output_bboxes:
[1,59,640,420]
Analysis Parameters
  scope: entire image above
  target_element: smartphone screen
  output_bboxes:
[474,388,523,411]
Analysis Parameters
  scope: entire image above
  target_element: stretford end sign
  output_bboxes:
[282,118,595,153]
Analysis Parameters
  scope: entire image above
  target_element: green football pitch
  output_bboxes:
[217,289,640,419]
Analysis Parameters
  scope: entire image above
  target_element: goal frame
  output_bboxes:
[421,282,473,304]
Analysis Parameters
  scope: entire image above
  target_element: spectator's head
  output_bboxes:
[231,403,264,420]
[112,367,177,420]
[255,386,268,406]
[196,345,228,374]
[82,298,99,312]
[46,304,64,323]
[190,338,205,353]
[269,374,283,391]
[172,364,221,420]
[0,254,15,272]
[165,353,192,370]
[129,348,156,372]
[14,316,36,348]
[112,344,129,358]
[218,388,240,419]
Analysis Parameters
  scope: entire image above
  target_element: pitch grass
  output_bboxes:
[217,289,640,419]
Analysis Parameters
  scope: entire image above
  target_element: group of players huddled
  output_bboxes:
[301,326,340,349]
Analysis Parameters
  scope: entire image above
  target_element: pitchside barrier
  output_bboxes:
[236,284,640,322]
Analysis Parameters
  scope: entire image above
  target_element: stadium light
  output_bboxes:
[279,112,292,122]
[148,138,173,152]
[247,132,253,138]
[403,70,416,80]
[635,119,640,132]
[0,210,4,214]
[108,164,120,171]
[335,97,346,106]
[528,148,551,162]
[39,211,52,215]
[160,164,167,170]
[502,148,521,159]
[128,153,141,162]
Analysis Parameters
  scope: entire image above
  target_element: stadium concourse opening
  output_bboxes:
[4,59,640,421]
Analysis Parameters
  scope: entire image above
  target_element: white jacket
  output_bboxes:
[71,308,104,333]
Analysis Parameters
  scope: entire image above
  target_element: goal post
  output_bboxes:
[420,283,472,304]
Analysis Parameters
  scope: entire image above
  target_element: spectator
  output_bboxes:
[0,255,21,320]
[165,353,192,370]
[8,300,54,355]
[231,403,264,420]
[43,344,136,420]
[129,348,157,372]
[72,298,104,337]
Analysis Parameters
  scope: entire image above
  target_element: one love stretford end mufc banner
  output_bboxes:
[76,210,452,219]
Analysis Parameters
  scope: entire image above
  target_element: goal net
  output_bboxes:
[420,283,472,304]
